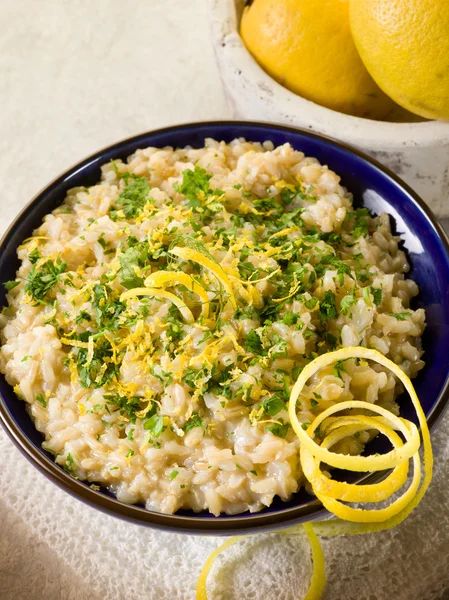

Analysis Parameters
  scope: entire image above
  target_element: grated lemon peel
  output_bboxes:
[169,246,237,309]
[197,347,432,600]
[145,270,210,319]
[120,287,194,324]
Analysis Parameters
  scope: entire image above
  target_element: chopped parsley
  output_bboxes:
[111,174,151,220]
[28,247,40,264]
[174,166,212,210]
[340,292,357,315]
[35,393,47,408]
[118,244,148,289]
[332,359,348,379]
[24,258,66,302]
[262,393,287,416]
[76,338,121,389]
[244,329,263,354]
[3,280,20,291]
[345,207,371,239]
[266,419,290,439]
[183,413,205,432]
[65,452,75,471]
[387,312,412,321]
[372,287,383,307]
[144,414,165,438]
[319,290,338,323]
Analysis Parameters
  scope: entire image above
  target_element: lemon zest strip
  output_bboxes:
[120,287,194,324]
[169,246,237,308]
[145,270,210,319]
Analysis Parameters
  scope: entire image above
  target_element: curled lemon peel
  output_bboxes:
[196,536,242,600]
[301,523,326,600]
[145,270,210,319]
[302,418,409,503]
[197,346,433,599]
[169,246,237,309]
[289,346,431,525]
[120,287,194,324]
[292,400,420,472]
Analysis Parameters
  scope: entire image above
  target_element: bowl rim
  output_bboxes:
[209,0,449,150]
[1,120,449,535]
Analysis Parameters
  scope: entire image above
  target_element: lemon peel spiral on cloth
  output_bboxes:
[196,523,326,600]
[197,347,433,599]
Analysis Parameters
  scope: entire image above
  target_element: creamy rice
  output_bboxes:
[0,139,425,515]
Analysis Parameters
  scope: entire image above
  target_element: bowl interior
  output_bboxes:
[1,122,449,533]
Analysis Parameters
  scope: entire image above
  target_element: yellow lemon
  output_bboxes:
[350,0,449,121]
[240,0,397,120]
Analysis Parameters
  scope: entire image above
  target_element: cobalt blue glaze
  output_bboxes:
[1,122,448,534]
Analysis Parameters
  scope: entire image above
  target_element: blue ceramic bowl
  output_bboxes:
[1,122,449,534]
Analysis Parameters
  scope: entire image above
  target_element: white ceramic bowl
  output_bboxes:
[209,0,449,216]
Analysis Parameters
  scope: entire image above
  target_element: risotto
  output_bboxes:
[0,139,425,516]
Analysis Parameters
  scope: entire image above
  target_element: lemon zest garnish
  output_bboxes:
[269,226,300,240]
[145,270,210,319]
[120,287,195,324]
[85,336,95,366]
[273,272,302,303]
[169,246,237,309]
[60,337,90,349]
[95,362,108,384]
[229,267,280,287]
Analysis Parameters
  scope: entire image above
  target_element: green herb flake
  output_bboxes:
[28,247,40,264]
[332,359,348,379]
[66,452,75,471]
[362,286,373,307]
[4,280,20,291]
[244,329,263,354]
[319,290,338,323]
[174,166,216,212]
[340,293,357,315]
[118,244,147,289]
[112,174,151,220]
[282,312,299,326]
[372,287,383,307]
[143,414,165,438]
[24,258,67,302]
[183,413,205,432]
[35,393,47,408]
[262,393,287,416]
[266,419,290,439]
[387,312,412,321]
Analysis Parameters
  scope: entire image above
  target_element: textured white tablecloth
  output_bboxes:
[1,2,448,599]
